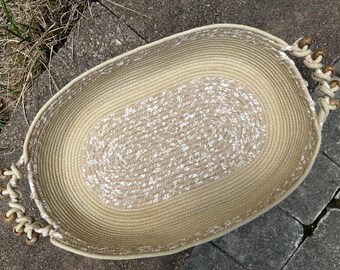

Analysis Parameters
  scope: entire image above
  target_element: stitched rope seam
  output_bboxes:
[0,34,337,249]
[284,38,340,128]
[1,156,54,244]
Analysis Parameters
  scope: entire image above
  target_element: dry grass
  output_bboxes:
[0,0,90,128]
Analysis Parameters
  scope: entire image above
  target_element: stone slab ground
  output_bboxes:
[0,1,339,269]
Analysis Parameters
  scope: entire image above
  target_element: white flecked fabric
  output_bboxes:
[23,24,320,259]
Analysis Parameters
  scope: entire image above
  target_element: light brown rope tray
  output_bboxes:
[0,24,339,259]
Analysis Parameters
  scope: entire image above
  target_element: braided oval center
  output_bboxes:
[82,77,267,208]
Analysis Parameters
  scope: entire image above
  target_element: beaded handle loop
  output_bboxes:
[0,156,53,245]
[283,36,340,128]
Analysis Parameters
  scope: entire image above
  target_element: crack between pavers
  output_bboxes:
[210,242,251,270]
[275,207,306,270]
[94,0,149,44]
[333,56,340,65]
[279,187,340,269]
[277,206,303,226]
[278,214,320,270]
[279,240,302,270]
[321,151,340,168]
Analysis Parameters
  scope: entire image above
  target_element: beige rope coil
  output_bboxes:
[284,37,340,127]
[0,30,338,254]
[0,157,53,245]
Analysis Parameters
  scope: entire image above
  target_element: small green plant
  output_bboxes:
[0,0,89,131]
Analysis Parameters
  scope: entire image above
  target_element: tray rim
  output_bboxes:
[24,23,321,259]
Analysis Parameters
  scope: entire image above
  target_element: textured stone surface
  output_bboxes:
[1,0,340,269]
[34,3,146,110]
[105,0,340,60]
[213,207,303,270]
[334,60,340,76]
[322,108,340,167]
[0,4,190,270]
[283,209,340,270]
[279,154,340,224]
[183,243,246,270]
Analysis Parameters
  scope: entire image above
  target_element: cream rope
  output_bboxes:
[0,156,54,245]
[283,37,340,128]
[0,34,338,250]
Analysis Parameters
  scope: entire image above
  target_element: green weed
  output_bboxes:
[0,0,89,131]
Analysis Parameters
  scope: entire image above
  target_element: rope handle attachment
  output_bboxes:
[0,157,54,245]
[283,36,340,128]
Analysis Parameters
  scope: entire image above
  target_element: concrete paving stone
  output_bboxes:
[104,0,340,60]
[322,105,340,167]
[1,1,339,269]
[283,209,340,270]
[183,243,246,270]
[278,154,340,224]
[0,4,190,270]
[213,207,303,270]
[334,60,340,76]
